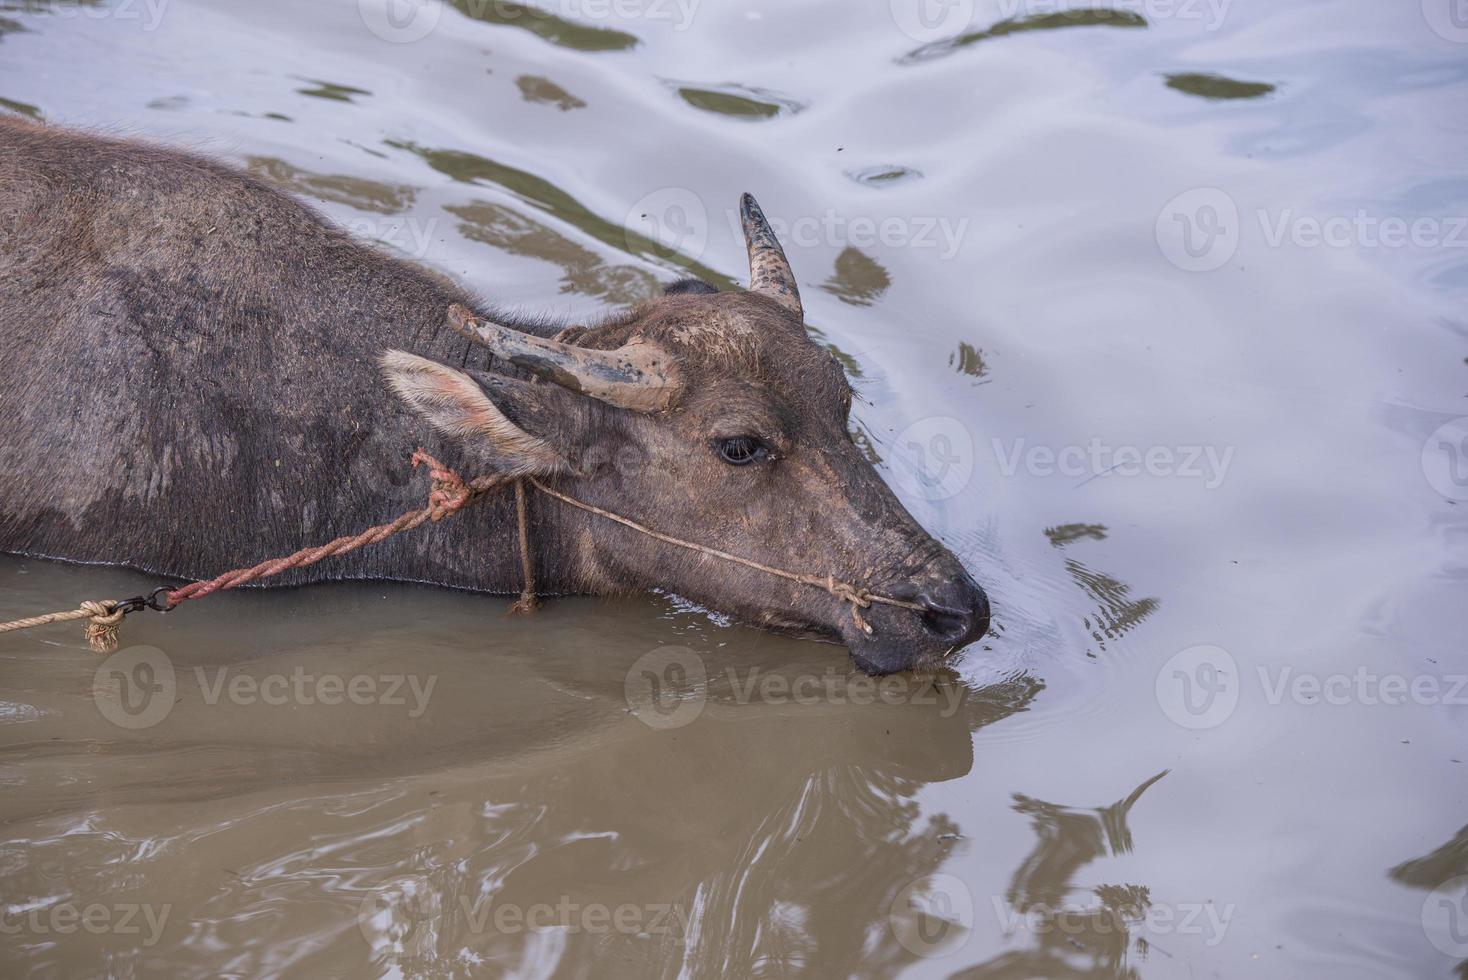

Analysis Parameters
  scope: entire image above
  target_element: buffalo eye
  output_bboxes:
[715,436,770,466]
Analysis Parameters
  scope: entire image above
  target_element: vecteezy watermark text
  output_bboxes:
[194,666,436,718]
[991,896,1233,946]
[1423,875,1468,957]
[623,189,970,263]
[623,647,969,730]
[886,419,1235,502]
[720,208,969,261]
[991,438,1235,489]
[1156,644,1468,729]
[890,874,975,957]
[92,646,437,730]
[344,216,439,260]
[1422,0,1468,44]
[888,874,1233,958]
[357,882,685,957]
[11,0,169,31]
[1158,188,1468,273]
[1422,417,1468,501]
[0,901,170,946]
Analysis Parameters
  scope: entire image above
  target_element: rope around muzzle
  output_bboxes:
[523,477,926,634]
[0,453,926,650]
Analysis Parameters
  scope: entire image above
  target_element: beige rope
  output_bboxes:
[527,476,926,635]
[507,478,540,615]
[0,600,127,652]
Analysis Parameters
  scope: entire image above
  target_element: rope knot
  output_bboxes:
[412,450,474,520]
[820,575,876,636]
[81,600,125,653]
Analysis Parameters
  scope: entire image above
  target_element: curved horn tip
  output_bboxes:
[739,193,803,319]
[739,193,781,245]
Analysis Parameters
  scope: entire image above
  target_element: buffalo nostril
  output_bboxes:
[920,599,973,642]
[917,579,990,648]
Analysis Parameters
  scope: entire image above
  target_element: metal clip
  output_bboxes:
[112,588,173,617]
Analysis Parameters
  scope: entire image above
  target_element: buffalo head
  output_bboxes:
[381,194,989,674]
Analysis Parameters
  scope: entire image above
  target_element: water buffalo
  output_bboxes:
[0,117,988,673]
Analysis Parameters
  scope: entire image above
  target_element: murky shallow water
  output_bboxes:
[2,0,1467,976]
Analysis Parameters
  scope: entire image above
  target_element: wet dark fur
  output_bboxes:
[0,118,986,672]
[0,117,591,592]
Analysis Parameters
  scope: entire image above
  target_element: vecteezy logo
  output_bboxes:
[625,188,709,261]
[624,646,707,730]
[1155,644,1239,729]
[358,0,443,44]
[889,0,975,43]
[1156,188,1241,272]
[1422,417,1468,501]
[1423,0,1468,42]
[889,874,974,957]
[358,879,438,958]
[1422,875,1468,957]
[890,416,975,501]
[92,646,176,730]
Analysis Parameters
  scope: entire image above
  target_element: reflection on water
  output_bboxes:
[387,139,734,288]
[1163,73,1277,101]
[957,771,1167,978]
[1064,562,1158,656]
[246,157,417,214]
[146,94,188,111]
[821,247,891,308]
[1390,825,1468,977]
[1046,525,1108,548]
[1009,772,1165,909]
[1045,526,1158,656]
[448,199,659,305]
[899,9,1148,65]
[0,94,38,117]
[0,576,1043,976]
[445,0,637,52]
[515,74,586,112]
[950,343,990,384]
[674,82,804,120]
[1392,823,1468,890]
[0,0,103,22]
[845,164,924,188]
[295,78,372,104]
[849,420,884,466]
[663,673,1043,978]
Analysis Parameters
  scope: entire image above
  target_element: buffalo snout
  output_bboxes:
[845,566,991,675]
[914,569,990,650]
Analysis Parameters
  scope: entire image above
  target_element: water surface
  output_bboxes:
[1,0,1466,976]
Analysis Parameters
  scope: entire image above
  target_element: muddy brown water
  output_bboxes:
[2,1,1467,977]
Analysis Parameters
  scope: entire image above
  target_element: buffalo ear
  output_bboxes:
[380,350,571,477]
